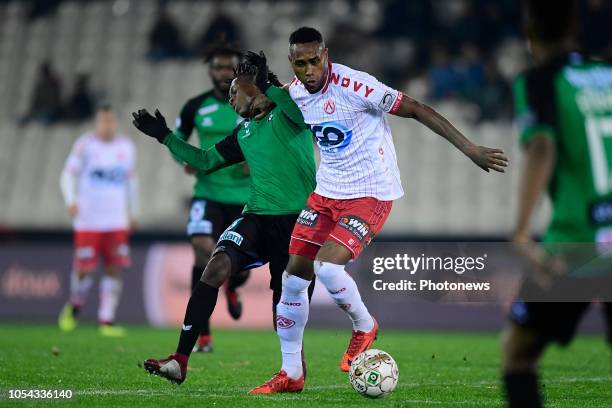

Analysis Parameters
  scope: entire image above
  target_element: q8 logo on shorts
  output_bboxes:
[311,121,353,153]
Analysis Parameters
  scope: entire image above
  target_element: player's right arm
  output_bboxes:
[60,136,85,218]
[512,73,557,243]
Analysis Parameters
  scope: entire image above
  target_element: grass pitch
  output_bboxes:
[0,324,610,407]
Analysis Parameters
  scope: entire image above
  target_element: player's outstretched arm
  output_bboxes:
[392,96,508,172]
[132,109,235,174]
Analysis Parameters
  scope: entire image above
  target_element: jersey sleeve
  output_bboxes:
[513,71,557,145]
[214,124,246,165]
[164,131,232,175]
[265,86,306,126]
[346,70,404,114]
[174,97,200,140]
[64,136,87,175]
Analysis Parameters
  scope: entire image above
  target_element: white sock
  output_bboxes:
[98,275,123,324]
[314,261,374,332]
[276,272,310,380]
[69,270,94,307]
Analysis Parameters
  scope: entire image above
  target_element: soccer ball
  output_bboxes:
[348,349,399,398]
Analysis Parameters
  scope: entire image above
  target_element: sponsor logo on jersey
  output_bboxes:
[338,216,371,242]
[219,231,244,246]
[198,104,219,116]
[201,117,213,127]
[329,72,375,98]
[89,167,127,184]
[297,207,318,227]
[276,315,296,329]
[311,121,353,152]
[323,98,336,114]
[379,91,395,111]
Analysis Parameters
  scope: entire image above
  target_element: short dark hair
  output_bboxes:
[96,102,112,112]
[524,0,577,43]
[203,42,242,64]
[289,27,323,45]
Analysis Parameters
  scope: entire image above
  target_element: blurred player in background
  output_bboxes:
[247,28,508,394]
[173,44,250,353]
[58,104,138,337]
[133,62,316,385]
[503,1,612,407]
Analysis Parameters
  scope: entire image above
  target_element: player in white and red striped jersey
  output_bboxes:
[249,28,508,394]
[58,104,139,337]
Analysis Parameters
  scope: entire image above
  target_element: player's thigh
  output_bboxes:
[289,193,336,263]
[209,214,263,284]
[501,321,547,372]
[73,230,100,273]
[326,197,393,260]
[100,230,131,269]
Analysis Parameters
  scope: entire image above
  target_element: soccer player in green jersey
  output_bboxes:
[174,44,250,352]
[503,1,612,407]
[132,62,316,385]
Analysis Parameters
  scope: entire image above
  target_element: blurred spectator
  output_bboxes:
[62,73,95,123]
[195,11,242,56]
[475,62,511,122]
[428,45,459,100]
[455,42,485,102]
[19,61,62,126]
[581,0,612,58]
[147,8,188,62]
[26,0,61,21]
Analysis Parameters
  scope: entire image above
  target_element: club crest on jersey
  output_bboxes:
[311,121,353,153]
[338,216,370,242]
[323,98,335,114]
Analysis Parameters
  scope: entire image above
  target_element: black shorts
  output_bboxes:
[509,301,612,346]
[187,197,244,240]
[213,213,299,292]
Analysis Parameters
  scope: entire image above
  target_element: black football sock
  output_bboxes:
[176,281,219,357]
[503,372,542,408]
[228,269,250,291]
[191,265,211,336]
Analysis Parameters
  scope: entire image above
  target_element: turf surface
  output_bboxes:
[0,324,609,407]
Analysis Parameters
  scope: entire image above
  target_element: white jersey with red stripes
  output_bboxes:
[288,62,404,201]
[63,132,136,231]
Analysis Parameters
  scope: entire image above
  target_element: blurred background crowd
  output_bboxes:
[0,0,610,235]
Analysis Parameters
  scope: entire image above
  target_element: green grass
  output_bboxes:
[0,324,609,407]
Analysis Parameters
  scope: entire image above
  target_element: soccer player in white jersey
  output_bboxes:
[58,104,139,337]
[249,27,508,394]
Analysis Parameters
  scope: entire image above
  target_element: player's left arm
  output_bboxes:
[391,96,507,172]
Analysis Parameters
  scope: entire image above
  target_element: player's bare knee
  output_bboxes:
[191,236,215,266]
[201,252,231,287]
[315,240,352,265]
[286,255,314,281]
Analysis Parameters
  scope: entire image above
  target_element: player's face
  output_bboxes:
[289,42,328,93]
[95,110,118,141]
[229,78,258,118]
[209,55,239,94]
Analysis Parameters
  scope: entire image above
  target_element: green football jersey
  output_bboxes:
[514,53,612,242]
[165,86,316,215]
[175,91,249,205]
